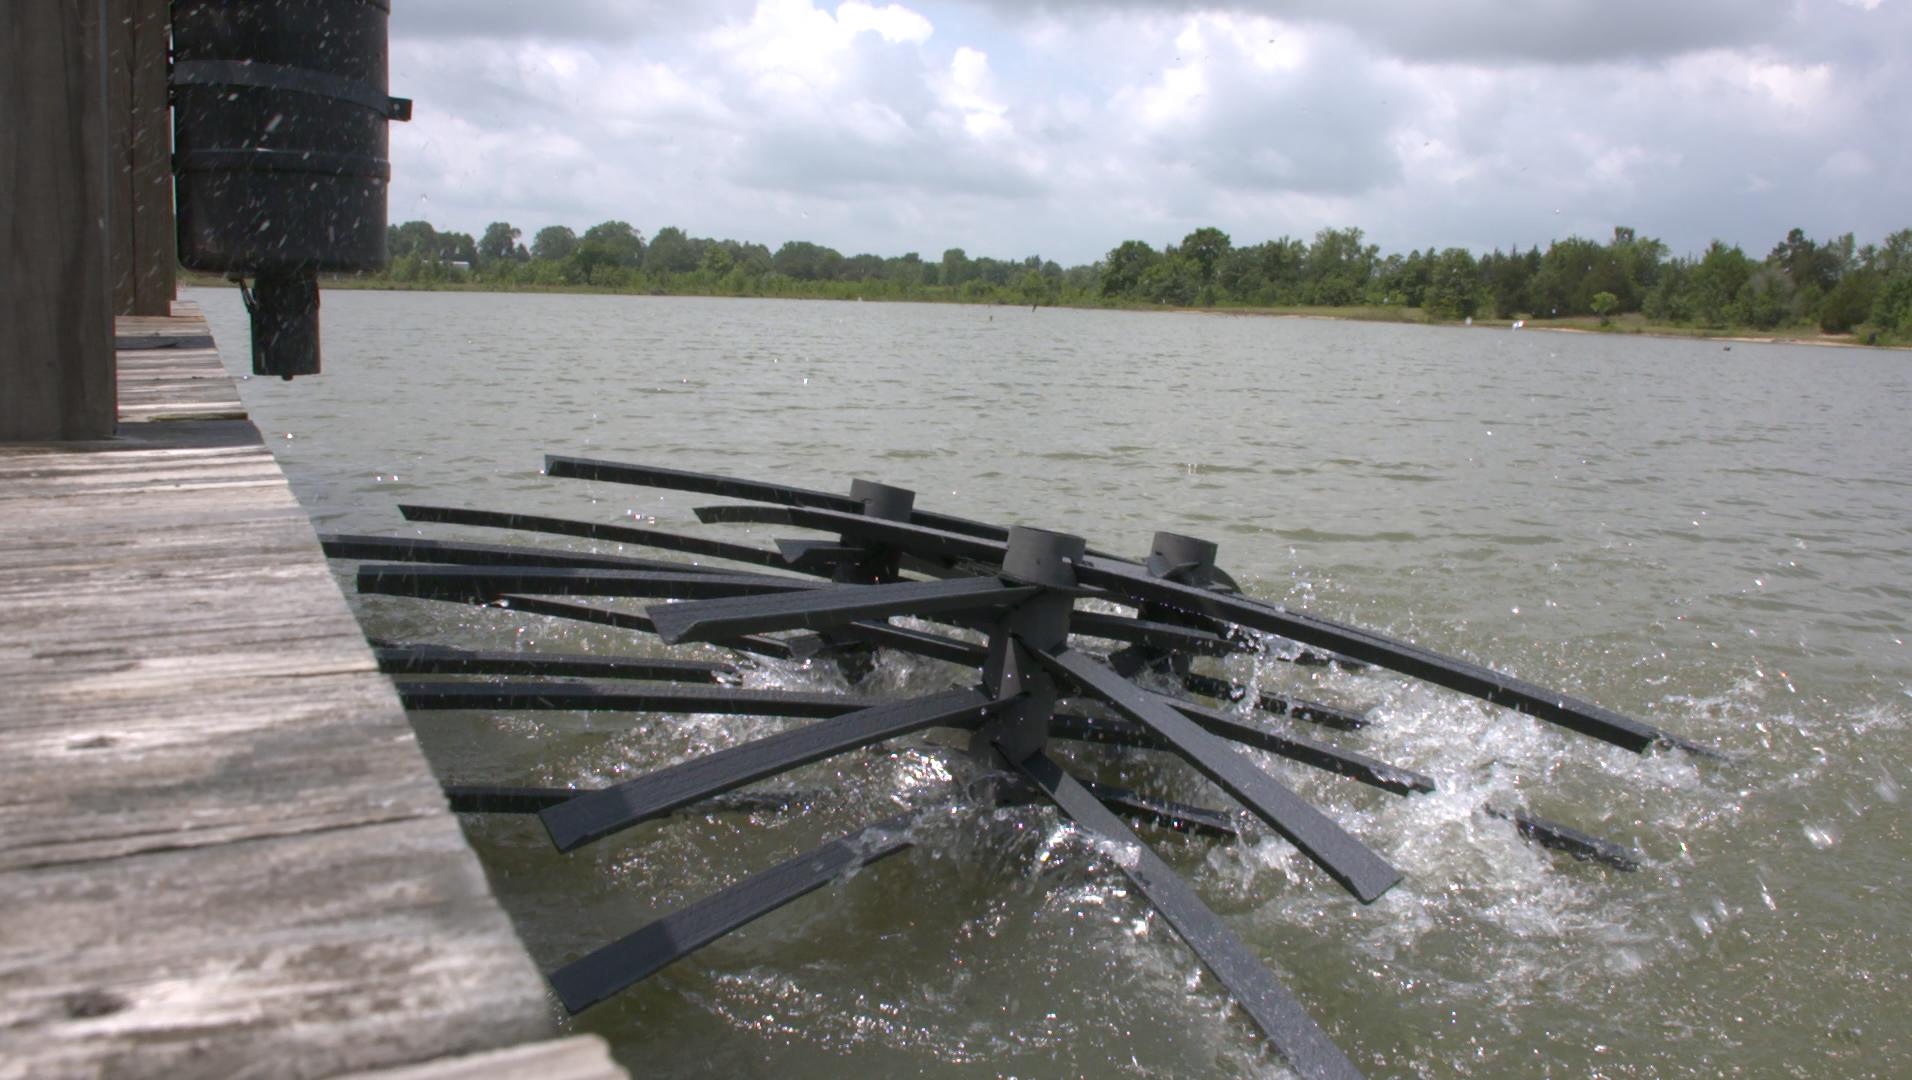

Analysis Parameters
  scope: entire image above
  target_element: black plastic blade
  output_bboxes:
[1048,712,1168,751]
[1034,647,1401,903]
[357,565,820,603]
[1013,752,1366,1080]
[772,538,864,574]
[1049,706,1433,797]
[1488,806,1642,871]
[1153,696,1432,795]
[974,772,1238,837]
[826,621,990,667]
[1078,779,1239,837]
[696,504,1010,564]
[1179,673,1370,732]
[319,533,692,573]
[374,645,732,683]
[443,785,816,817]
[395,680,878,717]
[648,577,1040,645]
[1069,611,1243,656]
[398,503,796,571]
[541,688,994,852]
[443,786,579,813]
[1075,557,1707,755]
[548,813,918,1014]
[544,454,1011,542]
[485,595,823,661]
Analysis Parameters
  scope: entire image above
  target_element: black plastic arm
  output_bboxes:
[544,454,1010,542]
[1048,705,1433,797]
[373,644,732,683]
[647,576,1039,645]
[394,680,878,718]
[1033,646,1402,903]
[321,533,694,573]
[398,503,797,571]
[356,564,821,603]
[540,688,994,852]
[1177,672,1370,731]
[483,594,823,661]
[695,503,1010,563]
[1012,752,1366,1080]
[1074,556,1709,755]
[548,813,919,1013]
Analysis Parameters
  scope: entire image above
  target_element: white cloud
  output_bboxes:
[837,1,935,43]
[937,46,1011,138]
[382,0,1912,263]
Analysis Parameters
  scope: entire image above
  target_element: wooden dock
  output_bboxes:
[0,304,626,1080]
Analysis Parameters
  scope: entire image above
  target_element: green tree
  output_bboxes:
[1137,253,1201,306]
[1590,291,1619,324]
[388,220,438,259]
[387,220,474,266]
[478,222,521,264]
[1871,228,1912,277]
[884,252,926,284]
[1177,227,1232,283]
[568,242,628,285]
[438,231,478,265]
[1424,248,1484,320]
[582,221,645,266]
[1529,236,1604,316]
[1018,270,1056,306]
[531,225,577,261]
[644,226,697,273]
[1818,270,1878,333]
[841,253,886,281]
[1769,228,1844,294]
[1872,272,1912,335]
[939,248,974,288]
[1302,227,1377,306]
[1685,240,1754,326]
[1099,240,1159,297]
[1732,265,1794,329]
[1608,226,1667,305]
[697,243,735,277]
[1380,249,1435,308]
[1217,238,1305,304]
[1481,246,1539,318]
[772,240,843,281]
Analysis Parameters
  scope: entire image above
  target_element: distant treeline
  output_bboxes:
[383,219,1912,340]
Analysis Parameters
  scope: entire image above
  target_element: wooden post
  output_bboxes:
[1,0,117,442]
[106,0,175,317]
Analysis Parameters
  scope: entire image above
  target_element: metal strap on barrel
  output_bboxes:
[171,59,412,121]
[172,148,391,180]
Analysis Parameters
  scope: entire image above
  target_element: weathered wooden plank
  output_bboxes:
[0,670,446,871]
[106,314,246,422]
[0,323,576,1078]
[328,1037,626,1080]
[0,817,552,1080]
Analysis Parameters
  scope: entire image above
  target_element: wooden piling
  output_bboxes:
[1,0,117,441]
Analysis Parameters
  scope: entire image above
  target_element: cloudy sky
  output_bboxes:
[387,0,1908,266]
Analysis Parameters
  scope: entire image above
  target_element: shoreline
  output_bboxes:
[182,273,1906,351]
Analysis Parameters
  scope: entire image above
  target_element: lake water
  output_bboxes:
[192,287,1912,1079]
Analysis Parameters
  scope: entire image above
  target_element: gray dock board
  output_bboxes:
[0,818,552,1080]
[0,308,595,1080]
[330,1037,626,1080]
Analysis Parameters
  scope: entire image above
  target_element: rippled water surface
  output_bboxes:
[193,287,1912,1079]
